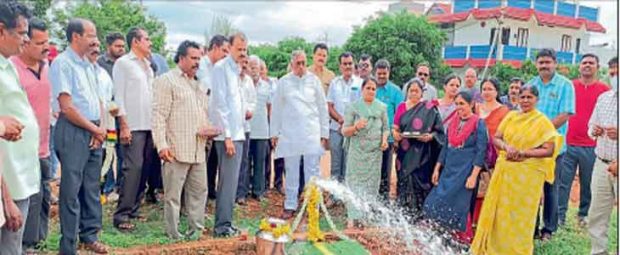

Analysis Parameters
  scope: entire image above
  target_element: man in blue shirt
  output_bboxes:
[528,48,576,241]
[50,18,108,254]
[374,59,404,199]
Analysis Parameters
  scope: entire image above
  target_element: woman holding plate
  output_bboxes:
[393,78,445,218]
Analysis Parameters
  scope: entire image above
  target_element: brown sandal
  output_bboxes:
[81,241,108,254]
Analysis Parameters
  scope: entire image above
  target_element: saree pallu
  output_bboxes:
[394,101,444,217]
[471,110,562,255]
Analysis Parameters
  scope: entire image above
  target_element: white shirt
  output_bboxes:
[250,79,272,139]
[94,64,115,130]
[270,72,329,158]
[326,75,362,130]
[241,75,256,132]
[112,51,155,131]
[210,56,246,141]
[197,56,215,95]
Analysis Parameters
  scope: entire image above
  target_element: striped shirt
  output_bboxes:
[152,68,210,164]
[588,90,617,161]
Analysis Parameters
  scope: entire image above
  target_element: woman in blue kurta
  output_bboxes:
[423,91,488,239]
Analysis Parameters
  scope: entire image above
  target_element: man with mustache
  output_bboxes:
[499,77,523,110]
[558,54,609,227]
[153,40,212,240]
[112,27,159,233]
[50,18,108,254]
[461,68,482,102]
[271,50,329,220]
[358,54,373,80]
[236,58,257,206]
[309,43,335,94]
[97,32,125,78]
[209,32,248,237]
[603,56,617,87]
[10,17,52,253]
[0,1,38,253]
[587,77,618,255]
[373,59,403,199]
[327,52,361,187]
[198,34,230,202]
[527,48,575,241]
[402,63,437,101]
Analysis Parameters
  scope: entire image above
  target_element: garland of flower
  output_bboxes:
[259,218,291,239]
[306,185,325,242]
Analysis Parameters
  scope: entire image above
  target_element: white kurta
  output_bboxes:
[270,72,329,158]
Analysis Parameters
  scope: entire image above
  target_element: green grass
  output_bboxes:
[42,201,616,254]
[534,208,618,255]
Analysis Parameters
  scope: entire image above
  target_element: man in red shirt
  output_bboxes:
[558,53,610,227]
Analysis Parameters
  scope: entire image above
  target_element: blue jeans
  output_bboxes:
[558,145,595,223]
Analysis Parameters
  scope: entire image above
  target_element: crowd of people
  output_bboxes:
[0,1,618,255]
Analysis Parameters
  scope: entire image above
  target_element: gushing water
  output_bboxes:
[313,178,467,255]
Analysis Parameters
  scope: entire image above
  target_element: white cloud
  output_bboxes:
[144,1,617,50]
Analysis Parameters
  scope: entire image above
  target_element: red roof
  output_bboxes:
[428,6,606,33]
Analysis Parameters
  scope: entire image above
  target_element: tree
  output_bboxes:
[343,11,446,87]
[203,15,238,46]
[250,37,345,79]
[51,0,167,53]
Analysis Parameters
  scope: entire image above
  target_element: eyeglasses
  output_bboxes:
[360,63,370,69]
[295,61,306,66]
[417,72,429,77]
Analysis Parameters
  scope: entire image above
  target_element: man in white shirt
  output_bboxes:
[210,33,248,238]
[198,34,229,201]
[235,58,256,205]
[241,56,270,202]
[259,61,284,192]
[112,27,159,232]
[271,50,329,219]
[327,52,360,184]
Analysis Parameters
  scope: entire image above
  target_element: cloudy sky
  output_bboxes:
[143,0,618,50]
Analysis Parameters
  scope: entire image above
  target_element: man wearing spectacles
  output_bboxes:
[358,54,373,80]
[402,63,437,101]
[270,50,329,220]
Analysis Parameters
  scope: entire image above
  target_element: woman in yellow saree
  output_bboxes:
[471,86,562,255]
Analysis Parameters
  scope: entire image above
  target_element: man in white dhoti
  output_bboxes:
[270,50,329,219]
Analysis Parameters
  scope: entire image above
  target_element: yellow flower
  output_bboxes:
[306,185,324,242]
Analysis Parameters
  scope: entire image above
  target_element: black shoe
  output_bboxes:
[208,192,217,200]
[213,227,240,238]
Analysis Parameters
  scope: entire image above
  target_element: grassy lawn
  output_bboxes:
[41,199,617,254]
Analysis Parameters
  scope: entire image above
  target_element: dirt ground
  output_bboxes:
[45,151,583,254]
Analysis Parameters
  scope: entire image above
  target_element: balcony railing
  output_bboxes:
[443,44,579,65]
